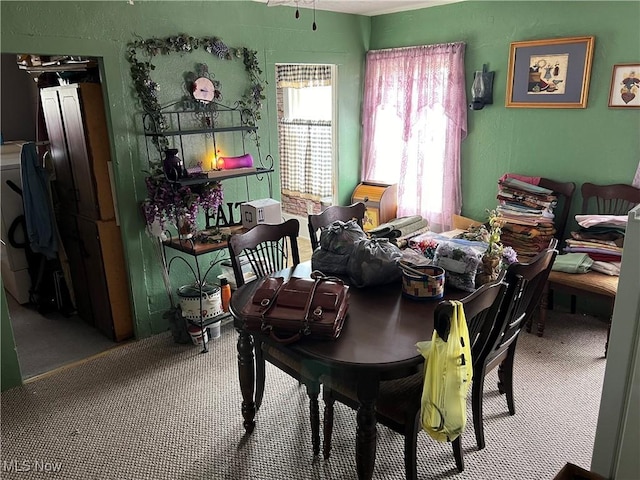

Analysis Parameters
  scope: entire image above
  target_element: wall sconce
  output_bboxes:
[469,64,494,110]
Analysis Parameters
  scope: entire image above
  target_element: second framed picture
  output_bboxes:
[506,36,595,108]
[608,63,640,108]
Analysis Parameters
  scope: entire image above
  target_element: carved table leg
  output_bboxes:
[306,382,321,456]
[356,378,379,480]
[236,328,256,433]
[323,388,335,459]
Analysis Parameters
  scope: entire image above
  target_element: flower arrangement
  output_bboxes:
[484,209,518,266]
[142,172,223,237]
[415,237,439,260]
[484,209,504,260]
[476,209,518,285]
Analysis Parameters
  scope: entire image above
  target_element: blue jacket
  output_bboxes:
[20,142,58,259]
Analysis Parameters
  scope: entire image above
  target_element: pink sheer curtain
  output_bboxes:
[361,43,467,231]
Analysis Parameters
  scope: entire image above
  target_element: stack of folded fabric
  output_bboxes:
[563,214,627,276]
[368,215,429,247]
[495,175,558,261]
[551,252,593,274]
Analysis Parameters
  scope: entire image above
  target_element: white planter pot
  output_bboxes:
[177,284,222,321]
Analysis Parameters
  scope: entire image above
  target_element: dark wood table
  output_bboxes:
[229,262,467,479]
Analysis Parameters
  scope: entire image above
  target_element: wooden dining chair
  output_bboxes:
[228,219,322,455]
[321,276,508,477]
[537,178,576,250]
[497,176,573,265]
[472,239,558,450]
[535,183,640,356]
[307,202,366,251]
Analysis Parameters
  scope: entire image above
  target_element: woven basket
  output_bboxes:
[400,261,445,301]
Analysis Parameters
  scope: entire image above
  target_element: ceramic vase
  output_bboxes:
[477,255,501,286]
[178,216,194,239]
[163,148,184,181]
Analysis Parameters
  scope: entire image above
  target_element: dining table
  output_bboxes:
[229,261,468,479]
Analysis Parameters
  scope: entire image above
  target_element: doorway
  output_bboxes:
[0,53,122,379]
[275,63,337,223]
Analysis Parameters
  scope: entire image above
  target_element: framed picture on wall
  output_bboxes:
[506,36,595,108]
[608,63,640,108]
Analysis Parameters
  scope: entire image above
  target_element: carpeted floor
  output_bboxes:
[1,309,608,479]
[5,234,311,382]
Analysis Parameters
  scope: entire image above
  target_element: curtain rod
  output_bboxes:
[369,42,464,54]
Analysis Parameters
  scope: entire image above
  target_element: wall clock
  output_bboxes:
[192,77,216,103]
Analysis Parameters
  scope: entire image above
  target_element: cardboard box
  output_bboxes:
[240,199,282,229]
[553,463,607,480]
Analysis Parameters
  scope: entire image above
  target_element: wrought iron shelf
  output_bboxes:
[144,125,256,137]
[174,167,274,187]
[162,225,246,256]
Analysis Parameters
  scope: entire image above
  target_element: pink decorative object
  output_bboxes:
[219,153,253,170]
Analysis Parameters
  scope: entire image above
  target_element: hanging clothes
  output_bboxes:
[20,142,58,259]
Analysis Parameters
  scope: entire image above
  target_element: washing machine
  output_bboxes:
[1,142,32,304]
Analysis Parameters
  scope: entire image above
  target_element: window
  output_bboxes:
[361,43,468,231]
[283,86,332,121]
[276,64,335,212]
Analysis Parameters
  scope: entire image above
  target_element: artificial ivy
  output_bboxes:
[126,33,265,154]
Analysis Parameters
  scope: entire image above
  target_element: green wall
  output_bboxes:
[371,1,640,224]
[1,281,22,391]
[1,1,639,385]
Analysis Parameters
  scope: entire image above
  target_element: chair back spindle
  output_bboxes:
[581,182,640,215]
[228,219,300,288]
[538,178,576,248]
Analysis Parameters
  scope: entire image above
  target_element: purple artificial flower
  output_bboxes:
[142,173,223,233]
[502,246,518,265]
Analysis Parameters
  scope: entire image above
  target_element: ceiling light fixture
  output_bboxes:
[312,1,317,30]
[267,0,318,30]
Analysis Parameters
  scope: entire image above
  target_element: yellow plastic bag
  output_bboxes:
[417,300,473,442]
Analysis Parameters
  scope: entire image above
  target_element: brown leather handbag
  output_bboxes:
[241,271,349,344]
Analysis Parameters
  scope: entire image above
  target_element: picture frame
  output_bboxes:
[608,63,640,108]
[506,36,595,108]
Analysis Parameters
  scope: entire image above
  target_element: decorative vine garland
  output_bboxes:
[126,33,265,156]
